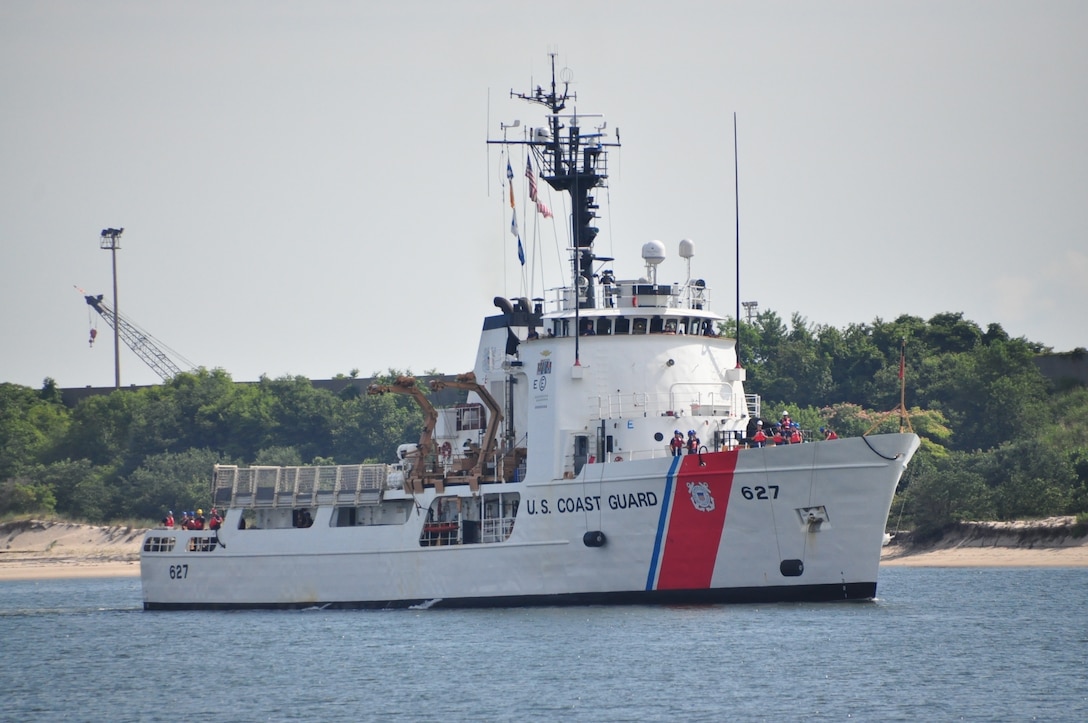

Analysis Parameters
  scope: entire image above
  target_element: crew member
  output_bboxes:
[670,430,684,456]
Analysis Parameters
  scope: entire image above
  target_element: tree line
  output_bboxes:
[0,370,425,524]
[2,311,1086,532]
[735,310,1088,532]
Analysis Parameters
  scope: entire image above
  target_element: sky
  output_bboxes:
[2,1,1085,390]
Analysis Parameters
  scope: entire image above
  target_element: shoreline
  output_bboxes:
[879,545,1088,568]
[0,559,141,581]
[2,518,1086,582]
[880,516,1088,567]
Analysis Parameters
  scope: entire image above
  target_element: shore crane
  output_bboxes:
[79,287,195,382]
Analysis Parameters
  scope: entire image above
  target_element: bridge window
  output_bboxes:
[457,403,484,431]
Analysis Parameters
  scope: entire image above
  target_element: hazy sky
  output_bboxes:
[3,1,1085,390]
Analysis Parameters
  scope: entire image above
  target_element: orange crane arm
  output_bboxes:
[430,371,504,471]
[367,376,439,464]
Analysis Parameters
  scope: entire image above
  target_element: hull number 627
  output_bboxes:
[741,485,779,500]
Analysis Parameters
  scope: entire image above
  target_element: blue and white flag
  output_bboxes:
[507,159,515,208]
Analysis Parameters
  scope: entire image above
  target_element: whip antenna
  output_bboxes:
[734,113,741,355]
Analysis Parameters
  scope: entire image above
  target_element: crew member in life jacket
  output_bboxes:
[789,423,803,444]
[670,430,685,456]
[751,422,768,448]
[686,430,700,454]
[162,510,174,529]
[208,509,222,530]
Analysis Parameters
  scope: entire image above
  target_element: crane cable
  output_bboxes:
[87,305,98,347]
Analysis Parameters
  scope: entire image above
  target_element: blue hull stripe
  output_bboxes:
[645,455,683,590]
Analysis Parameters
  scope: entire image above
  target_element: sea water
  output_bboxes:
[1,568,1085,722]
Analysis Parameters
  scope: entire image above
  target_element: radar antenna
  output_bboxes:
[492,53,619,309]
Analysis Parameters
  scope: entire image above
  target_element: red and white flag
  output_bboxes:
[525,154,538,202]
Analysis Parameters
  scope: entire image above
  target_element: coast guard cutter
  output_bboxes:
[140,57,919,609]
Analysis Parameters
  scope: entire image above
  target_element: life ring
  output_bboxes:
[614,455,623,462]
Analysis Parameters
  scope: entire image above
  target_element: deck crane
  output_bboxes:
[79,287,194,382]
[367,376,439,493]
[429,372,507,483]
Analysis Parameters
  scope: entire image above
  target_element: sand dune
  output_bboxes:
[0,519,143,581]
[881,516,1088,567]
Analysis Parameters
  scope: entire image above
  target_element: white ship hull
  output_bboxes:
[141,434,918,609]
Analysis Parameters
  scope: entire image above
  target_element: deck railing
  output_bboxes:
[213,464,388,509]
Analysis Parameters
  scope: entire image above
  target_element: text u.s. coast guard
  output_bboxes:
[526,492,659,515]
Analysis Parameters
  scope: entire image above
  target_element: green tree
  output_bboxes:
[253,446,303,466]
[919,312,983,354]
[901,452,994,532]
[25,459,98,517]
[121,448,225,521]
[0,477,57,515]
[65,466,119,523]
[53,391,141,467]
[261,375,341,462]
[920,338,1047,452]
[0,381,70,479]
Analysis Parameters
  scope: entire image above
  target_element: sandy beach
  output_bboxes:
[1,517,1086,582]
[0,520,143,582]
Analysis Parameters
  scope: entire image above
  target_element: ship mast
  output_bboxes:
[498,54,619,309]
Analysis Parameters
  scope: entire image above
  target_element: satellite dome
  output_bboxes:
[641,240,666,266]
[678,238,695,259]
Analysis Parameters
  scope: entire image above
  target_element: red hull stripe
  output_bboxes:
[653,451,739,590]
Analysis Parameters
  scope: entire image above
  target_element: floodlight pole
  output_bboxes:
[741,301,759,324]
[99,227,124,389]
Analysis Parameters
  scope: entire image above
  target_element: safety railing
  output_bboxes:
[212,464,388,509]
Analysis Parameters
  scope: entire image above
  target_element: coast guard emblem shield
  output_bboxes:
[687,481,715,512]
